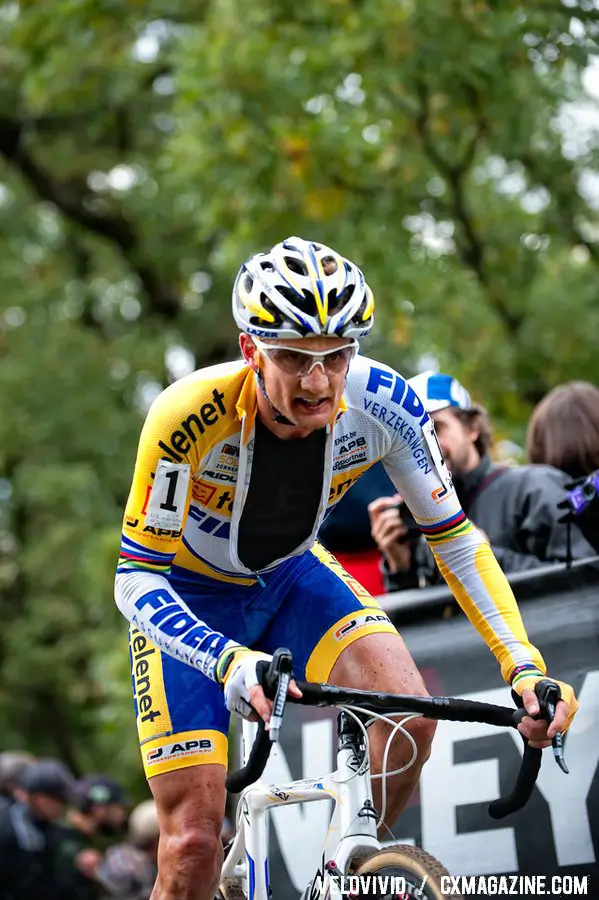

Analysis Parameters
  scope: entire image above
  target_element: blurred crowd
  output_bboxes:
[0,750,236,900]
[320,375,599,595]
[0,752,159,900]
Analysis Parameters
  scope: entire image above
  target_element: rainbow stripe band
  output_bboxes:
[510,664,545,687]
[420,510,472,544]
[118,534,176,575]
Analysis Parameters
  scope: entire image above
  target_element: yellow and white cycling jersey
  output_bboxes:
[115,354,546,687]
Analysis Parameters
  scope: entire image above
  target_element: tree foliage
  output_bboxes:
[0,0,597,783]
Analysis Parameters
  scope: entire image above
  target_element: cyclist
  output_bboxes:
[115,236,578,900]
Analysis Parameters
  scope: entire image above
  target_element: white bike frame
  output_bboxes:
[220,718,381,900]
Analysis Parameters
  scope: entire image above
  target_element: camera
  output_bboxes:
[397,501,422,541]
[564,470,599,516]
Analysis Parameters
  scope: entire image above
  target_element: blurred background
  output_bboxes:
[0,0,598,809]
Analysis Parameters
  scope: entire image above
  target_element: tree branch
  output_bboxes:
[519,152,599,266]
[0,116,181,318]
[411,79,525,335]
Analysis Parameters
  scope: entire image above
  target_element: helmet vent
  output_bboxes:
[285,256,308,276]
[329,284,354,314]
[351,295,369,323]
[255,293,284,325]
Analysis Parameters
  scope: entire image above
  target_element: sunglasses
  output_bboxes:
[252,337,359,376]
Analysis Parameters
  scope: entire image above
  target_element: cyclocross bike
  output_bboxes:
[217,649,568,900]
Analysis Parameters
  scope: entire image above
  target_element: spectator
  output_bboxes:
[0,750,35,810]
[526,380,599,479]
[68,775,129,840]
[318,461,395,594]
[369,371,596,592]
[0,758,75,900]
[96,799,159,899]
[527,380,599,554]
[57,775,130,899]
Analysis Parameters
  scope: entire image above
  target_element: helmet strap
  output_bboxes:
[254,368,296,427]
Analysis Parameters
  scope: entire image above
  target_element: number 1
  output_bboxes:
[160,469,179,512]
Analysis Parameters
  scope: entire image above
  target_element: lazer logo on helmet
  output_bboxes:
[146,738,213,766]
[365,367,430,426]
[245,327,280,338]
[158,388,227,463]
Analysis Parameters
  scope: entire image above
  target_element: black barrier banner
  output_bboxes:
[257,563,599,900]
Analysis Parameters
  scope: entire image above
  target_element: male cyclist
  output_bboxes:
[115,237,578,900]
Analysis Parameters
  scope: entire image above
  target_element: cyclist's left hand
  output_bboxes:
[249,679,303,727]
[513,677,579,748]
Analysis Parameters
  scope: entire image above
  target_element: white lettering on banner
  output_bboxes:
[421,687,518,875]
[265,719,333,892]
[421,673,599,875]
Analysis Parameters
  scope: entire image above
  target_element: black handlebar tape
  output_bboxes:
[488,742,542,819]
[226,720,272,794]
[292,683,517,728]
[225,649,294,793]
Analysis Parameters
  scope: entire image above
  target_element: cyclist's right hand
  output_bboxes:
[216,647,301,723]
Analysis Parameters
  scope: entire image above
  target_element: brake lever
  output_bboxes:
[526,680,569,774]
[269,670,290,742]
[544,693,568,774]
[260,648,293,743]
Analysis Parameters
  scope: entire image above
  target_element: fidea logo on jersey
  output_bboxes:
[365,367,430,425]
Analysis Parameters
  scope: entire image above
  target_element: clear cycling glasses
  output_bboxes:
[252,337,359,377]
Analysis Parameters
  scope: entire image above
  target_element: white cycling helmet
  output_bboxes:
[232,236,375,340]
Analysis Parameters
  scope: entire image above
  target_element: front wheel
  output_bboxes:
[353,844,461,900]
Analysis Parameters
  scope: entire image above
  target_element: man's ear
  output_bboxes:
[239,333,258,371]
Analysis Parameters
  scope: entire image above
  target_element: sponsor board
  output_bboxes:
[263,565,599,898]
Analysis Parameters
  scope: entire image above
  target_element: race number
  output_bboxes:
[145,461,190,530]
[422,419,452,489]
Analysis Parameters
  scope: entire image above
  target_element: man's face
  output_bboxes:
[431,408,480,477]
[92,802,128,835]
[28,793,65,822]
[240,334,355,437]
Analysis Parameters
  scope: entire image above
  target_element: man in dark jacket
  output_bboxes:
[0,758,75,900]
[369,372,597,592]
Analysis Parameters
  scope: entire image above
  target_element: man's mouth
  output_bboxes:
[295,398,329,410]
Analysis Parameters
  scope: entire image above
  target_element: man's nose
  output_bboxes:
[300,362,329,391]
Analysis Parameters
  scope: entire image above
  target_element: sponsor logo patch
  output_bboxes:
[146,738,214,766]
[192,479,217,505]
[334,613,392,641]
[158,388,227,462]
